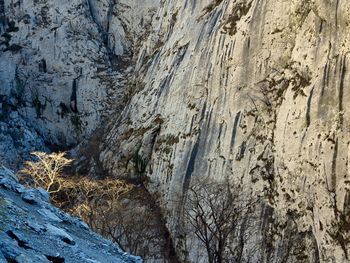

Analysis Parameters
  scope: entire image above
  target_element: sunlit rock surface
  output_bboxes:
[100,1,350,262]
[0,0,158,166]
[2,0,350,262]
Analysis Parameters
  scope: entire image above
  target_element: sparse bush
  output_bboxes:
[19,151,72,193]
[18,151,171,260]
[63,177,132,226]
[19,152,132,214]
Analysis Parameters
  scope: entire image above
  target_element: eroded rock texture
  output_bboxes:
[2,0,350,262]
[99,0,350,262]
[0,0,158,167]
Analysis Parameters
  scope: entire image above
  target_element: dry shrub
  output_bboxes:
[63,177,132,228]
[18,151,172,261]
[19,152,132,214]
[19,151,72,193]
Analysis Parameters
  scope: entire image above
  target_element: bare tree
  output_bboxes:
[182,177,256,263]
[18,151,177,261]
[19,151,72,193]
[93,188,178,262]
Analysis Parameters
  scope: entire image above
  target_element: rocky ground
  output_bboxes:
[0,166,141,263]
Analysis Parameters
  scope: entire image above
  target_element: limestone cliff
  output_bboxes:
[2,0,350,262]
[100,0,350,262]
[0,0,158,167]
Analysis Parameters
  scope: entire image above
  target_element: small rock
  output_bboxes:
[6,230,32,250]
[45,224,75,245]
[13,254,49,263]
[7,201,29,214]
[45,254,65,263]
[52,209,71,223]
[0,166,18,182]
[8,98,18,108]
[0,238,21,261]
[0,177,15,190]
[73,218,89,230]
[9,110,19,119]
[37,188,50,202]
[15,184,26,193]
[21,190,38,204]
[15,253,35,263]
[34,255,51,263]
[130,255,143,263]
[85,258,101,263]
[21,188,49,205]
[38,208,62,223]
[26,221,45,234]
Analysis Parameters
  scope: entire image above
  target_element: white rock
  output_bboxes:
[38,209,63,223]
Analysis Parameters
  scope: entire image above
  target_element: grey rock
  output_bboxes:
[21,190,38,205]
[0,166,141,263]
[26,221,45,234]
[0,0,158,168]
[21,188,50,205]
[36,188,50,203]
[0,238,21,261]
[0,177,14,190]
[45,223,75,245]
[37,209,63,223]
[0,252,7,262]
[0,166,18,182]
[0,119,46,169]
[95,1,350,262]
[6,230,32,250]
[4,0,349,262]
[73,218,90,230]
[14,184,26,194]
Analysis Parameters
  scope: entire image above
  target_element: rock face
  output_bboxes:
[2,0,350,262]
[0,166,141,263]
[0,0,158,167]
[99,0,350,262]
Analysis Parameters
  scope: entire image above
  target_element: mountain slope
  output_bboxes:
[0,166,141,263]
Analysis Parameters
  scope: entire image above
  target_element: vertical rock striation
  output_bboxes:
[2,0,350,262]
[0,0,158,166]
[99,0,350,262]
